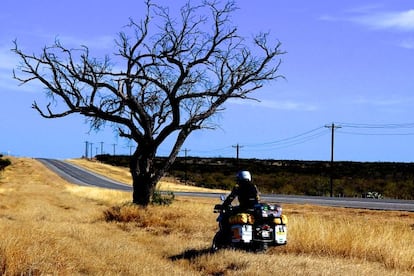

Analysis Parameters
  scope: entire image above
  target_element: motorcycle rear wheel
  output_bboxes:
[253,241,268,253]
[211,231,228,252]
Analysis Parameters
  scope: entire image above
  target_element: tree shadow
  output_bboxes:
[169,248,215,261]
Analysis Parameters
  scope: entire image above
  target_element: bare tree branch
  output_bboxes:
[12,0,284,206]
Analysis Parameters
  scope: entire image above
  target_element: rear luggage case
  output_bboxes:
[231,224,253,243]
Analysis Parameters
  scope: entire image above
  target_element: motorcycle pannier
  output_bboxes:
[231,224,253,243]
[274,224,287,244]
[229,213,254,224]
[273,214,288,225]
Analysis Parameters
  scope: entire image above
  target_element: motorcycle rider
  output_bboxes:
[213,170,260,249]
[223,170,260,211]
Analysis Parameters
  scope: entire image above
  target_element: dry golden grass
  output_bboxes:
[0,157,413,275]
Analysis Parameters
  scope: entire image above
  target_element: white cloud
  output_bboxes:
[0,45,18,71]
[351,10,414,31]
[320,8,414,49]
[321,7,414,32]
[9,28,115,55]
[0,46,20,92]
[0,32,116,95]
[353,95,414,107]
[229,98,318,111]
[0,46,45,94]
[398,39,414,49]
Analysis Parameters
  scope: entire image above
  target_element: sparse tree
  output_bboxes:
[13,0,284,206]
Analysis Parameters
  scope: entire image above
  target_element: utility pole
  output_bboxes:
[89,142,93,159]
[232,143,244,169]
[112,144,117,156]
[100,142,104,155]
[84,141,89,159]
[325,123,341,197]
[182,148,190,184]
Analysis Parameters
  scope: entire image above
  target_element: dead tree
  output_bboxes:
[13,0,284,206]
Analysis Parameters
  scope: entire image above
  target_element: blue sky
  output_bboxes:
[1,0,414,162]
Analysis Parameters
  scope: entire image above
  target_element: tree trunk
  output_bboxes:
[129,129,191,206]
[130,146,157,206]
[131,170,157,206]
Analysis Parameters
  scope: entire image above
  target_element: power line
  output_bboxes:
[144,121,414,159]
[242,131,329,154]
[245,126,326,147]
[243,126,329,152]
[338,130,414,136]
[188,145,234,155]
[335,122,414,129]
[211,121,414,157]
[335,121,414,136]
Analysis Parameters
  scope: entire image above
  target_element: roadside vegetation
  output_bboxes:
[0,157,413,275]
[0,154,11,172]
[96,154,414,199]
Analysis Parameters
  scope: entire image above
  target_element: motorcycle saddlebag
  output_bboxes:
[229,213,254,224]
[231,224,253,243]
[274,224,287,245]
[273,214,288,225]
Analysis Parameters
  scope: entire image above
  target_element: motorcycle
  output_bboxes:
[212,197,288,252]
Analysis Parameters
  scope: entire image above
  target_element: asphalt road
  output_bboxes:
[37,158,132,191]
[37,158,414,212]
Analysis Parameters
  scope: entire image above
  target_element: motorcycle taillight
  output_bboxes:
[261,224,271,230]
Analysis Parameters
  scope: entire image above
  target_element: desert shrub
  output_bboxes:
[103,203,143,223]
[0,157,11,171]
[103,194,176,224]
[151,190,175,206]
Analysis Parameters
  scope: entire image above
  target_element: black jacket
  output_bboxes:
[223,181,259,210]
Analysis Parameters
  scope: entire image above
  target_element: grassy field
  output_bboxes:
[0,157,413,275]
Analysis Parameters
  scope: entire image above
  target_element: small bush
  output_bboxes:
[151,190,175,206]
[0,158,11,171]
[103,203,143,223]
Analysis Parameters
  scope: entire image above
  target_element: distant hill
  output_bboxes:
[96,155,414,200]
